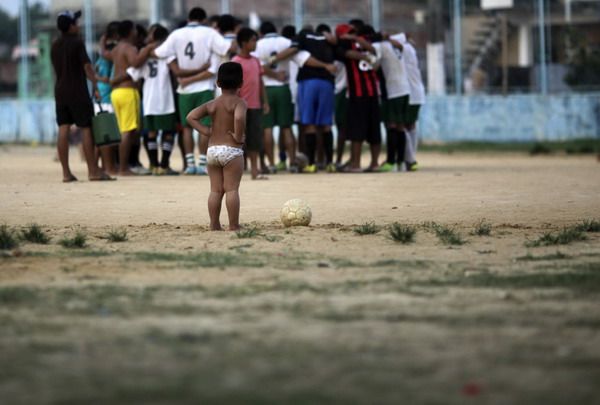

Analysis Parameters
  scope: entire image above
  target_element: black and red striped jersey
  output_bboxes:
[336,38,379,98]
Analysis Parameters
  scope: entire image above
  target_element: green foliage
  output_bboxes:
[354,222,381,236]
[106,228,128,243]
[0,225,20,250]
[388,223,417,244]
[422,221,466,245]
[58,231,87,249]
[21,223,51,244]
[526,226,586,247]
[473,219,492,236]
[575,219,600,233]
[235,226,261,239]
[529,143,551,155]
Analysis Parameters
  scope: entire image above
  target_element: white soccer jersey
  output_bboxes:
[127,56,176,116]
[334,60,347,95]
[154,23,231,94]
[374,40,410,100]
[253,34,310,87]
[401,39,426,105]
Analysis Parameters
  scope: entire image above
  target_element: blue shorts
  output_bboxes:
[297,79,334,126]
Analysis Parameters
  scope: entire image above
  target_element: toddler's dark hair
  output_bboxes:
[218,62,243,89]
[236,27,257,47]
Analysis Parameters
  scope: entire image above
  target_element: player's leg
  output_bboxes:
[207,164,225,231]
[281,126,296,171]
[146,124,160,173]
[223,155,245,230]
[81,126,108,179]
[179,93,196,174]
[195,90,214,175]
[57,123,74,181]
[118,129,135,176]
[263,127,276,170]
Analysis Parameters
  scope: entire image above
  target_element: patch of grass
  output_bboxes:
[529,143,551,155]
[0,286,38,305]
[419,139,597,154]
[472,219,492,236]
[525,226,586,247]
[0,224,20,250]
[574,219,600,233]
[20,223,51,244]
[106,228,128,242]
[264,234,283,242]
[423,222,466,245]
[58,231,88,249]
[516,251,571,261]
[235,226,261,239]
[129,251,265,268]
[354,222,381,236]
[388,223,417,244]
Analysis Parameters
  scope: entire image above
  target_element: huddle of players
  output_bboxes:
[94,9,425,176]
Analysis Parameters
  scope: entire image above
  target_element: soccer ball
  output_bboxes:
[281,199,312,227]
[294,152,308,171]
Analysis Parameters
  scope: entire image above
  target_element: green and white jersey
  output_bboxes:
[154,23,231,94]
[127,56,176,115]
[253,34,310,87]
[374,37,410,100]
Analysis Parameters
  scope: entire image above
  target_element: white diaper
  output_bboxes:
[207,145,244,167]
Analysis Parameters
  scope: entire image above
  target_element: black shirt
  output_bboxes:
[51,34,92,104]
[291,31,335,83]
[336,38,379,98]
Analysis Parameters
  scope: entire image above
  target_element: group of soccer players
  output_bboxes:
[92,7,425,177]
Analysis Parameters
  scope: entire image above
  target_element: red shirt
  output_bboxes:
[231,54,264,109]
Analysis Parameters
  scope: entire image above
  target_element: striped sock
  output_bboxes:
[185,153,195,168]
[198,154,207,167]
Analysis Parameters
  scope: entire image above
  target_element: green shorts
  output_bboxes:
[263,85,293,128]
[178,90,213,127]
[144,113,176,131]
[381,95,409,124]
[335,91,348,127]
[405,105,422,124]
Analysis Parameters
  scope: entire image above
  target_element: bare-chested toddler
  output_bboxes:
[187,62,247,231]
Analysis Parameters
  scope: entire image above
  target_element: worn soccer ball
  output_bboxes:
[281,199,312,227]
[294,152,308,171]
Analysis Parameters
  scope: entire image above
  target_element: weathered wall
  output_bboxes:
[1,94,598,143]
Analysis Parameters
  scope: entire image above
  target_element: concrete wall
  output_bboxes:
[1,94,599,143]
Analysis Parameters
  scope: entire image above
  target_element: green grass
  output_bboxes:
[58,231,88,249]
[235,226,261,239]
[575,219,600,233]
[388,223,417,244]
[0,224,20,250]
[106,228,128,242]
[354,222,381,236]
[526,226,586,247]
[516,251,572,261]
[472,219,492,236]
[20,223,51,244]
[422,222,466,245]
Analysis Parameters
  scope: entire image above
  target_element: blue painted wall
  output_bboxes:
[1,94,599,143]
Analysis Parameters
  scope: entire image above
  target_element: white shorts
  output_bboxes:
[207,145,244,167]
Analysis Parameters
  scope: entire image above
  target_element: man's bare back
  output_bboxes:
[110,42,137,89]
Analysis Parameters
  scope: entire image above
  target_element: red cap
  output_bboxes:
[335,24,354,37]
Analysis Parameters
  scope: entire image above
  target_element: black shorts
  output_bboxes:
[346,97,381,144]
[56,102,94,128]
[244,108,263,152]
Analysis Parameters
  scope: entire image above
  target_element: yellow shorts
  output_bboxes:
[110,88,140,132]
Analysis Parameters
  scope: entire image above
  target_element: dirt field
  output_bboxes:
[1,145,599,404]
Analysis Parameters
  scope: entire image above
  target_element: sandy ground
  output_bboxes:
[1,145,599,404]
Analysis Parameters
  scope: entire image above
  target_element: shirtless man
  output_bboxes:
[101,20,155,175]
[186,62,246,231]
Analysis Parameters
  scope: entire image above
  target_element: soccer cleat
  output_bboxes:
[289,164,299,173]
[326,163,337,173]
[195,165,208,175]
[157,167,180,176]
[379,162,394,172]
[276,161,287,171]
[302,164,316,173]
[183,166,197,175]
[268,166,277,174]
[406,161,419,171]
[131,165,152,175]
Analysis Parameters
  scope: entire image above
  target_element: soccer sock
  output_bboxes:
[147,138,159,168]
[279,151,287,163]
[306,132,317,165]
[129,143,141,167]
[396,130,407,166]
[197,154,207,168]
[185,153,195,168]
[160,133,175,168]
[323,131,334,164]
[409,128,419,162]
[386,128,398,164]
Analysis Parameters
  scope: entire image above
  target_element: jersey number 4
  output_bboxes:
[185,42,195,60]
